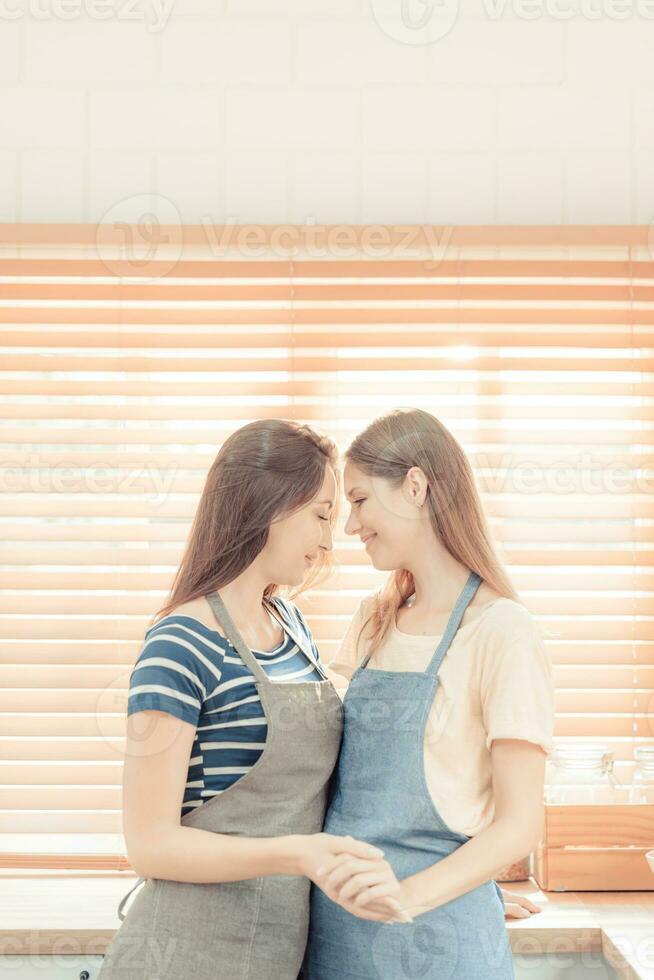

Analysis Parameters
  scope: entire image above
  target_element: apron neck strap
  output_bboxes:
[264,596,325,676]
[358,570,483,674]
[206,592,322,683]
[206,591,270,685]
[424,570,483,677]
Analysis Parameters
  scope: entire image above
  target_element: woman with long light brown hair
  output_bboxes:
[302,407,554,979]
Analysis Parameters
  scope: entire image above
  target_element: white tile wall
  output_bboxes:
[429,152,497,223]
[499,86,631,149]
[88,151,154,220]
[0,152,19,221]
[362,154,428,223]
[363,87,496,149]
[497,151,564,223]
[0,23,21,82]
[90,88,222,149]
[22,149,86,220]
[636,151,654,222]
[427,22,564,84]
[0,2,651,224]
[23,21,158,82]
[637,87,654,146]
[0,87,86,149]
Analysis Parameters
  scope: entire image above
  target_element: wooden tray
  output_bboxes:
[532,802,654,891]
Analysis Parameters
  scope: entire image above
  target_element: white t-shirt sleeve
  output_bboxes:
[479,609,555,754]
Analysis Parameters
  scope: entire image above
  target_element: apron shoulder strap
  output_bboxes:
[206,592,269,684]
[424,571,483,677]
[265,595,327,678]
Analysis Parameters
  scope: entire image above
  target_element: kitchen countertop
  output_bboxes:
[505,880,654,980]
[0,874,652,979]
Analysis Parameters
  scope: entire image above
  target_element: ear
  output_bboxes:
[404,466,428,507]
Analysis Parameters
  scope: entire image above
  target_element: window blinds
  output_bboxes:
[0,224,651,866]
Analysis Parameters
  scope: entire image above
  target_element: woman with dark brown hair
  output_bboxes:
[99,419,406,980]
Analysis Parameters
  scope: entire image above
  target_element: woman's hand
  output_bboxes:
[500,887,543,919]
[313,849,414,924]
[297,834,404,921]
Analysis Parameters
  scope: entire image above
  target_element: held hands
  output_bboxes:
[300,833,414,925]
[297,836,542,924]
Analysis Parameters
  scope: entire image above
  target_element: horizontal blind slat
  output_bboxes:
[4,354,653,372]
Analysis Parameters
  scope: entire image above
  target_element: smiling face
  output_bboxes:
[343,460,429,571]
[264,464,337,586]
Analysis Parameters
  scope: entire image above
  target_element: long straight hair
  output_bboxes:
[345,407,535,658]
[151,419,339,626]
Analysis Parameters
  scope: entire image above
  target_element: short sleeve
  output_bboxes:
[326,591,380,679]
[479,610,555,754]
[127,625,218,727]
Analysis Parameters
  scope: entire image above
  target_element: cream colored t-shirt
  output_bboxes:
[327,591,555,838]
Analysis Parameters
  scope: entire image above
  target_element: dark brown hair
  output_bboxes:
[151,419,339,626]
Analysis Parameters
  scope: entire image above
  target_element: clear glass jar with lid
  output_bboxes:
[629,746,654,804]
[545,743,622,804]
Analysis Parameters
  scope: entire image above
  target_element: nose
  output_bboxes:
[344,509,360,537]
[321,518,334,552]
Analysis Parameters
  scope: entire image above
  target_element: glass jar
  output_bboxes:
[629,746,654,804]
[545,743,621,804]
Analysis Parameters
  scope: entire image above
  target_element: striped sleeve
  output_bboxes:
[127,625,223,727]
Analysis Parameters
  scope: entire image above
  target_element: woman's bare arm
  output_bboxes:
[330,738,546,919]
[396,738,547,917]
[122,709,382,885]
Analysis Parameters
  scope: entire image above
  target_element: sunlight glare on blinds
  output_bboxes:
[0,224,652,856]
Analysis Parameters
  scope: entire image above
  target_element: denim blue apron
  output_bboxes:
[302,570,514,980]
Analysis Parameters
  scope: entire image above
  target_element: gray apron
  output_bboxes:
[99,591,344,980]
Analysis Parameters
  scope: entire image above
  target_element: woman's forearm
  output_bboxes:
[130,827,304,883]
[400,816,540,917]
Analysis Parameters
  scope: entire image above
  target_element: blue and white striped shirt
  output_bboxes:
[127,596,325,817]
